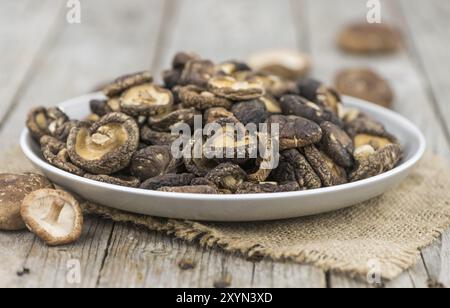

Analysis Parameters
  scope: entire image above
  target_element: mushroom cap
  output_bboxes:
[179,85,232,111]
[0,173,54,231]
[67,112,139,175]
[208,76,265,101]
[103,71,153,98]
[21,189,83,246]
[248,49,311,80]
[120,83,174,117]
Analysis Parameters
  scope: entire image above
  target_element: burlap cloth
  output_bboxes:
[3,147,450,280]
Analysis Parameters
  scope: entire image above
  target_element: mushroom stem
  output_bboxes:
[44,199,65,224]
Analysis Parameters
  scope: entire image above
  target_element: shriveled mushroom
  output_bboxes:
[120,83,174,116]
[40,136,85,176]
[84,174,140,188]
[231,100,268,125]
[172,51,201,70]
[319,122,354,168]
[208,75,265,101]
[343,111,393,139]
[215,60,251,75]
[297,79,342,115]
[26,107,69,142]
[205,163,247,192]
[140,173,195,191]
[203,107,237,125]
[280,95,341,126]
[148,108,197,132]
[0,173,54,231]
[235,71,297,98]
[267,115,322,150]
[236,181,300,194]
[304,145,348,187]
[335,68,394,108]
[248,49,311,80]
[350,144,403,182]
[67,112,139,175]
[179,85,232,110]
[270,149,322,189]
[103,71,153,97]
[179,59,215,88]
[21,189,83,246]
[338,23,402,54]
[130,146,182,181]
[140,125,179,146]
[260,95,282,114]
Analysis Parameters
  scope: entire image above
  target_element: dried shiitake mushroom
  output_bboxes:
[248,49,311,80]
[0,173,54,231]
[140,125,178,146]
[103,71,153,97]
[215,60,251,75]
[267,115,322,150]
[260,95,281,114]
[130,146,181,181]
[204,107,237,124]
[280,95,341,126]
[158,185,219,194]
[319,122,354,168]
[205,163,247,192]
[172,51,201,70]
[21,189,83,246]
[304,145,347,187]
[354,133,394,150]
[26,107,69,142]
[271,149,322,189]
[338,23,402,54]
[335,68,394,108]
[179,59,215,88]
[84,174,140,188]
[231,100,268,125]
[120,83,174,117]
[40,136,85,176]
[162,69,182,89]
[208,76,265,101]
[297,79,342,115]
[350,144,403,181]
[67,112,139,175]
[140,173,195,191]
[179,85,232,110]
[148,108,197,132]
[343,110,393,138]
[247,73,297,98]
[236,181,300,194]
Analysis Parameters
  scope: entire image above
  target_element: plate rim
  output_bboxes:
[20,93,427,202]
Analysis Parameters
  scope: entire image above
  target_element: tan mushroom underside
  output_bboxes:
[75,124,128,160]
[121,84,171,107]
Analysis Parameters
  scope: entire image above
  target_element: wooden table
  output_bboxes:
[0,0,449,288]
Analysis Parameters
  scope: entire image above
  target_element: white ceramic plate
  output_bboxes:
[20,93,426,222]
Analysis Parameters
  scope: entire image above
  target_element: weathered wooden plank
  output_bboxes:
[396,0,450,140]
[0,0,165,288]
[420,229,450,288]
[0,0,64,125]
[303,0,450,287]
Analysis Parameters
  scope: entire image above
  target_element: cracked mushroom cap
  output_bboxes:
[205,163,247,192]
[248,49,311,80]
[103,71,153,98]
[208,75,265,101]
[280,95,341,126]
[267,115,322,150]
[297,79,342,115]
[271,149,322,190]
[304,145,348,187]
[319,121,355,168]
[0,173,54,231]
[67,112,139,175]
[350,143,403,182]
[231,100,268,125]
[26,107,69,142]
[130,145,181,181]
[21,189,83,246]
[179,85,232,111]
[120,83,174,117]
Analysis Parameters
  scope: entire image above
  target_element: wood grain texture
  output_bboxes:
[0,0,64,126]
[302,0,450,287]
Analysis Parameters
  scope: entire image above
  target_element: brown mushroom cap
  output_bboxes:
[140,125,178,146]
[84,174,141,188]
[208,76,265,101]
[40,136,85,176]
[21,189,83,246]
[26,107,69,142]
[103,71,153,98]
[179,59,215,88]
[67,112,139,175]
[338,23,402,54]
[205,163,247,192]
[335,68,394,108]
[130,146,181,181]
[120,83,173,117]
[0,174,54,231]
[304,145,348,187]
[179,85,232,111]
[148,108,197,132]
[319,121,355,168]
[158,185,219,194]
[248,49,311,80]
